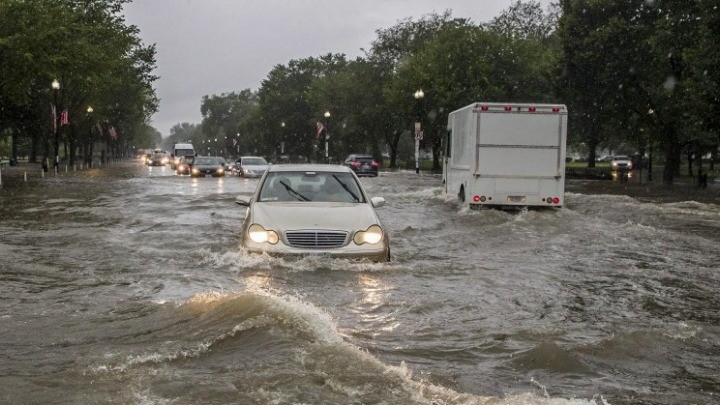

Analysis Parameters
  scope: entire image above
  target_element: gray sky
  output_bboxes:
[122,0,551,137]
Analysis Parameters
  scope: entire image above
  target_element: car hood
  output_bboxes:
[249,202,380,231]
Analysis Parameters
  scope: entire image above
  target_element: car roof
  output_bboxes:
[267,164,352,173]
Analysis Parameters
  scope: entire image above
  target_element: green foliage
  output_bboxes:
[558,0,720,183]
[0,0,158,161]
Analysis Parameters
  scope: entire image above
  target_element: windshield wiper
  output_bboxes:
[332,175,360,202]
[279,180,310,201]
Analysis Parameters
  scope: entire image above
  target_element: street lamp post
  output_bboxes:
[280,122,286,158]
[324,110,331,163]
[413,89,425,174]
[52,79,61,171]
[86,106,93,167]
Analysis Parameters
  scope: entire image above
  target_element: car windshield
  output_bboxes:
[194,157,221,165]
[613,156,629,160]
[258,171,364,203]
[242,157,268,166]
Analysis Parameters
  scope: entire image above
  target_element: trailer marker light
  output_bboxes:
[553,197,560,204]
[481,105,489,111]
[552,106,560,112]
[529,106,536,112]
[505,106,512,111]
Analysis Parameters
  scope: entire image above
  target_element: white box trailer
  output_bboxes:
[443,102,567,209]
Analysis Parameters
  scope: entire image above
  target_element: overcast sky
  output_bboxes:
[122,0,551,137]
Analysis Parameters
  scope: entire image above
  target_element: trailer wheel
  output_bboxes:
[458,186,466,202]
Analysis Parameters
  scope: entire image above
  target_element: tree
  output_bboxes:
[0,0,158,164]
[201,90,257,156]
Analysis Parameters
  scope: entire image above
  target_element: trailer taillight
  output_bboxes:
[504,106,512,111]
[545,197,561,204]
[528,106,536,112]
[481,105,489,111]
[473,195,481,202]
[552,106,560,112]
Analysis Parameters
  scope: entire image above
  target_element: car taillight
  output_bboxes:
[351,161,361,167]
[371,162,378,167]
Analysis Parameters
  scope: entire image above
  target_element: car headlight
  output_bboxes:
[192,168,199,174]
[217,167,224,173]
[353,225,383,245]
[248,224,279,244]
[612,162,618,166]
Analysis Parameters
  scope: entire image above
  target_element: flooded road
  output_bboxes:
[1,161,719,404]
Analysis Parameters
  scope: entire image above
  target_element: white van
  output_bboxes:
[172,143,195,168]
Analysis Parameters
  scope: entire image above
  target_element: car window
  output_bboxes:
[242,157,267,165]
[258,171,364,203]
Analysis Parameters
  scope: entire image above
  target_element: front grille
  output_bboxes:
[285,230,348,248]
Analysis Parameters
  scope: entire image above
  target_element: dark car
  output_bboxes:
[190,156,227,177]
[343,154,379,177]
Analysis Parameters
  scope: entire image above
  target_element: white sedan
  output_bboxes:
[610,155,633,170]
[235,164,390,262]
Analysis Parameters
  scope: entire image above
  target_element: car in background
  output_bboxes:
[175,156,194,175]
[343,154,379,177]
[610,155,633,170]
[190,156,227,177]
[148,152,169,166]
[234,156,269,178]
[597,155,614,162]
[235,164,390,262]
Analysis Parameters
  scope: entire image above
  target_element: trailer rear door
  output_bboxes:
[476,111,563,178]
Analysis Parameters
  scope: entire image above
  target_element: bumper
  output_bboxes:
[242,240,390,262]
[191,171,225,177]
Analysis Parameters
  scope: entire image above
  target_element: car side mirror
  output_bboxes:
[235,195,251,206]
[370,197,385,208]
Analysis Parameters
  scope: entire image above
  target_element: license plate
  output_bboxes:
[304,252,331,259]
[507,196,526,203]
[362,164,369,170]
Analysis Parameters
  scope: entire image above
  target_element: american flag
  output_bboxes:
[60,109,69,126]
[316,121,325,138]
